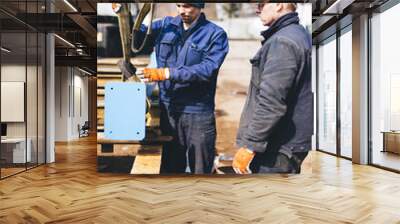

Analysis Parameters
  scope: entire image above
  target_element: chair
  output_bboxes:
[79,121,90,138]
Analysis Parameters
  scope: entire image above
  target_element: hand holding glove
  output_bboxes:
[232,147,255,174]
[142,68,170,82]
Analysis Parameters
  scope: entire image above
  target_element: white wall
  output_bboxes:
[72,71,89,138]
[55,66,69,141]
[1,62,46,164]
[55,67,89,141]
[1,64,29,138]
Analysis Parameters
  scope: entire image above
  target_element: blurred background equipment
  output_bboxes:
[113,3,139,81]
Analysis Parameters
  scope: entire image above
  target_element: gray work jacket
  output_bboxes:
[236,12,313,156]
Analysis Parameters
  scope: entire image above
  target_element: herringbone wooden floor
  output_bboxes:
[1,136,400,224]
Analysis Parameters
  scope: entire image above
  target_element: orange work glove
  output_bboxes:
[143,68,170,82]
[232,147,255,174]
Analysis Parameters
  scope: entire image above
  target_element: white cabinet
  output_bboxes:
[1,138,31,163]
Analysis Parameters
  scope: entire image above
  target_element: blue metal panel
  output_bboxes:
[104,82,146,140]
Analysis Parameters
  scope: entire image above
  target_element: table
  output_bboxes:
[382,131,400,154]
[1,138,31,163]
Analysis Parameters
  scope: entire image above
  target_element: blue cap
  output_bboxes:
[188,2,205,8]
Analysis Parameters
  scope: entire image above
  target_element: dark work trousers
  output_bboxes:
[160,104,216,174]
[250,151,309,174]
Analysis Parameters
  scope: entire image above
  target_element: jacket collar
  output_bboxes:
[261,12,299,44]
[170,12,206,29]
[171,13,207,40]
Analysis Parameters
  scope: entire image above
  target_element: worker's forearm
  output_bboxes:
[169,62,218,83]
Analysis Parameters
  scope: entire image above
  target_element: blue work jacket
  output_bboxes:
[135,13,229,113]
